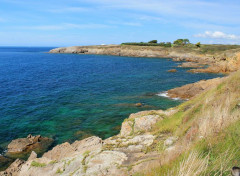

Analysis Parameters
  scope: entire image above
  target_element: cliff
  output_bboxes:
[2,69,240,176]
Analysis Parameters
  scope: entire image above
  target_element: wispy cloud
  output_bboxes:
[194,31,240,40]
[0,17,6,22]
[138,15,166,22]
[18,23,113,30]
[108,21,141,26]
[85,0,240,26]
[48,7,90,13]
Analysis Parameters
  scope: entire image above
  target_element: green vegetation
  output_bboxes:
[148,40,158,43]
[121,42,172,47]
[31,161,46,167]
[56,168,64,174]
[49,160,58,165]
[195,42,201,48]
[173,39,190,46]
[82,150,91,173]
[198,44,240,54]
[121,39,240,55]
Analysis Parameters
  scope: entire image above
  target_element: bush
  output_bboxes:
[148,40,158,43]
[195,42,201,48]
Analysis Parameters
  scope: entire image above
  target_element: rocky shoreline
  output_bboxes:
[49,45,240,74]
[1,45,240,175]
[0,77,227,175]
[0,109,177,176]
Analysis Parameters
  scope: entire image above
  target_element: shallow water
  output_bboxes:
[0,47,222,148]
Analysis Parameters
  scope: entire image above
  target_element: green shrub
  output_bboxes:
[195,42,201,48]
[148,40,158,43]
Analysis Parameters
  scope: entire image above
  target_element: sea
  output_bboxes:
[0,47,222,150]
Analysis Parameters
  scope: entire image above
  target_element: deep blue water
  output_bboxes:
[0,47,222,148]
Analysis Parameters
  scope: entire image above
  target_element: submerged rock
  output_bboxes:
[135,103,143,107]
[167,69,177,72]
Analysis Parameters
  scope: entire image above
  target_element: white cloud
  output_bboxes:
[194,31,240,40]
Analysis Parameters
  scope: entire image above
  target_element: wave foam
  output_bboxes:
[157,92,169,98]
[157,91,181,101]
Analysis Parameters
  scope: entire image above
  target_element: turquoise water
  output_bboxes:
[0,47,222,150]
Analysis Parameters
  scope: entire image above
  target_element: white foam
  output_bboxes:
[173,97,180,100]
[157,92,181,101]
[157,92,169,98]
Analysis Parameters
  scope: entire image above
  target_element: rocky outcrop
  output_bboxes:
[0,159,25,176]
[120,110,167,137]
[6,135,53,157]
[177,62,205,68]
[167,77,224,99]
[0,108,176,176]
[189,52,240,73]
[43,136,102,161]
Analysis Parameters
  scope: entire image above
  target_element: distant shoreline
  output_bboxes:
[49,44,240,74]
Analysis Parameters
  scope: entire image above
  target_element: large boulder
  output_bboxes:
[86,151,127,176]
[43,136,102,161]
[72,136,102,154]
[42,142,75,161]
[6,134,53,157]
[120,110,163,137]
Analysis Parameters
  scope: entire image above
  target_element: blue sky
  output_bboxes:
[0,0,240,46]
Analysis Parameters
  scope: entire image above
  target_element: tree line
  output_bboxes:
[122,39,201,48]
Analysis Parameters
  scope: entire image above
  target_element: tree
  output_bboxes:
[183,39,190,45]
[173,39,184,45]
[195,42,201,48]
[165,42,172,47]
[148,40,158,43]
[173,39,190,46]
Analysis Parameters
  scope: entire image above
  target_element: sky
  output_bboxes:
[0,0,240,46]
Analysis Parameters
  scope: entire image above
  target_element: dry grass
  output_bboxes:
[167,151,209,176]
[136,70,240,176]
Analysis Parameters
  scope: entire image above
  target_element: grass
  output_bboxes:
[49,160,57,165]
[81,150,91,173]
[135,70,240,175]
[31,161,46,167]
[152,111,184,135]
[56,168,64,174]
